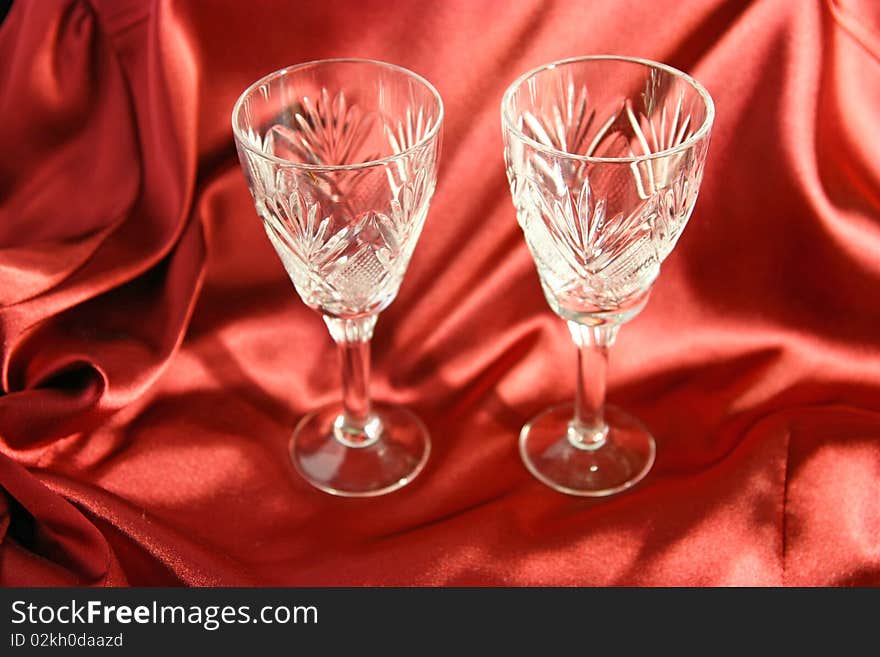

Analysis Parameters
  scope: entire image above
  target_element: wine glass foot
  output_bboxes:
[290,402,430,497]
[519,403,655,497]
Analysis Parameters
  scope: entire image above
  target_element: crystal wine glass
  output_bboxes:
[232,59,443,497]
[501,56,714,496]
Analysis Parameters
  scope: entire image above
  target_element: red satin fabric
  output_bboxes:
[1,0,879,586]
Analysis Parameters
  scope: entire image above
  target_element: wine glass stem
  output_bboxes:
[324,315,380,446]
[568,322,618,449]
[339,336,372,428]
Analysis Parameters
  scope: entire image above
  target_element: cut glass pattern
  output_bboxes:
[504,67,709,319]
[237,87,439,317]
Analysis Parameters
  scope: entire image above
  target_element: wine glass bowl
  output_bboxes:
[502,56,714,496]
[232,59,442,496]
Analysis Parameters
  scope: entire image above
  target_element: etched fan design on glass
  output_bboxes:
[502,56,714,496]
[233,59,442,496]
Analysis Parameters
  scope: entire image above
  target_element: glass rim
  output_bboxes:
[501,55,715,164]
[231,57,444,172]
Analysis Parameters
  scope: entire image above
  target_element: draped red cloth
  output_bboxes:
[1,0,878,586]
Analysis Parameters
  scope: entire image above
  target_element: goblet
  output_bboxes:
[232,59,442,496]
[501,56,714,496]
